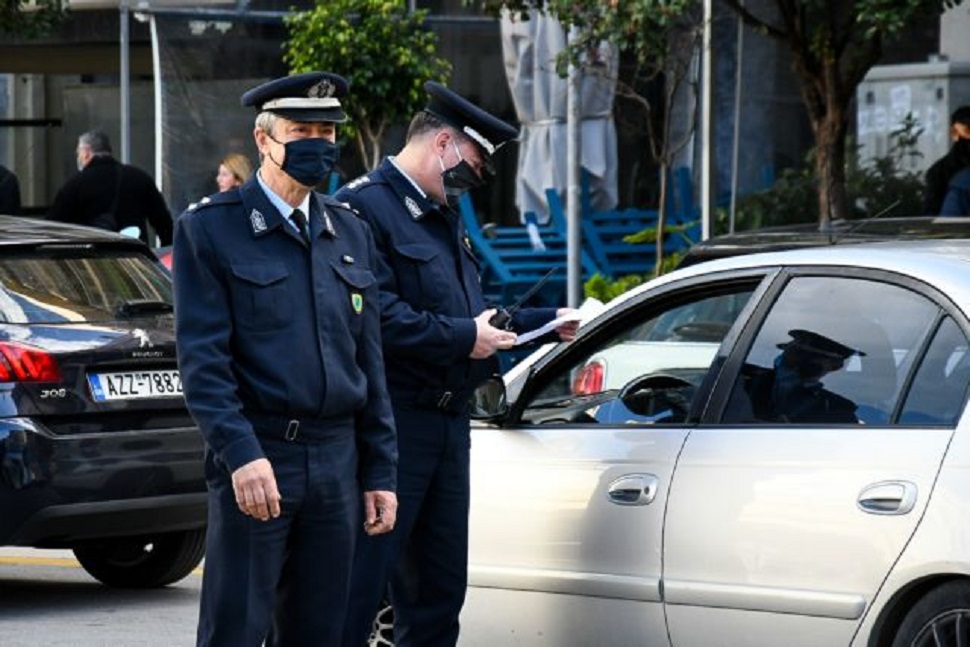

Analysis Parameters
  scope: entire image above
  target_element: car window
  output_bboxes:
[899,316,970,425]
[0,251,171,324]
[721,276,939,426]
[521,287,756,425]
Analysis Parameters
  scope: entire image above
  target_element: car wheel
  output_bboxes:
[892,581,970,647]
[73,528,206,588]
[367,597,395,647]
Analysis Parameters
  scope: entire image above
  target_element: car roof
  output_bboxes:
[0,215,145,247]
[619,238,970,315]
[679,216,970,267]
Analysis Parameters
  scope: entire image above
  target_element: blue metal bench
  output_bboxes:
[458,193,599,308]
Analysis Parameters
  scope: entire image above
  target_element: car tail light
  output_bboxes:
[0,342,63,382]
[572,360,604,394]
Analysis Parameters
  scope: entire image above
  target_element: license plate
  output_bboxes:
[88,370,183,401]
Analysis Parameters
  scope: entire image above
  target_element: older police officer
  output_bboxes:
[336,82,577,647]
[174,72,398,647]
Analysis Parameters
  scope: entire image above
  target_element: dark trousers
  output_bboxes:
[342,406,471,647]
[196,433,360,647]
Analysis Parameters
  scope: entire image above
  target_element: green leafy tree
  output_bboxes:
[476,0,701,276]
[0,0,66,37]
[721,0,963,228]
[283,0,451,170]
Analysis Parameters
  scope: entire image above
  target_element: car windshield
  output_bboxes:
[0,250,172,324]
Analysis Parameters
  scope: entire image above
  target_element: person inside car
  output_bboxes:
[740,328,863,424]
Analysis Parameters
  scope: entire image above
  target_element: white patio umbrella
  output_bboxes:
[500,8,619,225]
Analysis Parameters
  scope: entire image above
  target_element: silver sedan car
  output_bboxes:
[460,240,970,647]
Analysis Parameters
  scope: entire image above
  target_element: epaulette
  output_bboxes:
[186,190,242,212]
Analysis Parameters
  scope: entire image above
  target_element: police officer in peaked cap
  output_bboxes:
[173,71,398,647]
[336,82,578,646]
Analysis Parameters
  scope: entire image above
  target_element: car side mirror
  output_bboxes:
[469,375,509,421]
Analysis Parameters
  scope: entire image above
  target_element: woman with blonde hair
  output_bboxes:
[216,152,253,192]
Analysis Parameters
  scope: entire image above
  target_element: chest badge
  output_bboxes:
[404,196,423,219]
[250,209,267,233]
[351,292,363,315]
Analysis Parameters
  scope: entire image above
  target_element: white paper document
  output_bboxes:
[514,298,605,346]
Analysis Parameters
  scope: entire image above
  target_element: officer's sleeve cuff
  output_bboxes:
[220,435,265,474]
[454,318,478,359]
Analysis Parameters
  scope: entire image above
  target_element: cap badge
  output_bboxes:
[351,292,364,315]
[308,78,336,99]
[250,209,267,233]
[404,196,423,219]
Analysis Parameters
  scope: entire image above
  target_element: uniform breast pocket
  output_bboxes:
[331,263,376,337]
[229,262,290,331]
[393,243,448,310]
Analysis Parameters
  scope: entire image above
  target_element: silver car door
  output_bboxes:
[663,272,958,647]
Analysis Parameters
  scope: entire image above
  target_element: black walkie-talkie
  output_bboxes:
[489,267,558,330]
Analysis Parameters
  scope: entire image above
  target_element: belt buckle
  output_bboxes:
[285,419,300,441]
[437,391,453,409]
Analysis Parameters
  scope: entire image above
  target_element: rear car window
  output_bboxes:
[0,250,171,324]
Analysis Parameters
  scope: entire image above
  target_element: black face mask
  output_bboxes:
[439,142,484,209]
[269,135,340,188]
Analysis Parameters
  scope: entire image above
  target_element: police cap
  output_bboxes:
[777,329,866,360]
[423,81,518,163]
[241,72,349,123]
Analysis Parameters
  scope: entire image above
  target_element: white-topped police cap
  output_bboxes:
[423,81,518,162]
[241,72,349,123]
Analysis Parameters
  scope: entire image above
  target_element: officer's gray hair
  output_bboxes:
[78,130,112,156]
[255,111,279,138]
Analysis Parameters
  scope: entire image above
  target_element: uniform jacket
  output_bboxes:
[173,175,396,491]
[47,156,174,245]
[334,158,556,407]
[744,364,858,424]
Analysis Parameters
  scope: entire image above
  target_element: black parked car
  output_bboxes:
[0,216,205,587]
[678,215,970,266]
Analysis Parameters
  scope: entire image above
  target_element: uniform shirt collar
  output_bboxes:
[383,157,439,220]
[256,169,312,233]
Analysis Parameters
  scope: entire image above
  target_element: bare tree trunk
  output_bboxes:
[812,108,849,229]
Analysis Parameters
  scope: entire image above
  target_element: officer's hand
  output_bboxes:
[470,309,517,359]
[363,490,397,536]
[231,458,282,522]
[555,307,580,341]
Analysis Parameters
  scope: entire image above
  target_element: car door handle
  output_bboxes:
[857,480,917,515]
[607,474,659,506]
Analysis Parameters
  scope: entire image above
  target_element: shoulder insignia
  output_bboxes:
[344,175,371,190]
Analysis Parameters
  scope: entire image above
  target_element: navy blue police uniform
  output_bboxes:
[336,82,557,647]
[174,73,397,647]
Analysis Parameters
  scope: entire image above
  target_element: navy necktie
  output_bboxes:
[291,208,310,245]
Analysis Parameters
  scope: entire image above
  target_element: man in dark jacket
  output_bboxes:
[47,130,173,245]
[336,82,577,647]
[924,106,970,215]
[941,166,970,216]
[174,72,398,647]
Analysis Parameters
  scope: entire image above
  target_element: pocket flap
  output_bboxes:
[331,263,376,290]
[395,243,439,263]
[230,262,289,286]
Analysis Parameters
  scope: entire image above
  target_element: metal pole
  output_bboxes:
[700,0,714,240]
[566,26,582,308]
[149,14,162,191]
[120,0,131,164]
[729,2,744,234]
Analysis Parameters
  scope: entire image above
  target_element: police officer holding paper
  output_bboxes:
[336,82,577,647]
[173,72,398,647]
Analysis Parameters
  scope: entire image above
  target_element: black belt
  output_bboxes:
[245,412,354,442]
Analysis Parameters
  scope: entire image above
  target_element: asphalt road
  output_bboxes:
[0,548,201,646]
